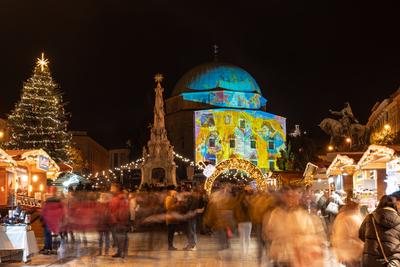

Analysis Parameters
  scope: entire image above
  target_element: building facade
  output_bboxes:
[367,88,400,137]
[165,62,286,172]
[71,131,109,174]
[109,148,130,169]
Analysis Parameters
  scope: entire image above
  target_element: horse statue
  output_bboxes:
[320,103,370,150]
[319,118,343,145]
[350,123,370,146]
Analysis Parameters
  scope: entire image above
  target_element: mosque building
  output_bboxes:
[165,60,286,172]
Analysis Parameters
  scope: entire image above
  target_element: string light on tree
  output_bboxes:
[5,53,72,163]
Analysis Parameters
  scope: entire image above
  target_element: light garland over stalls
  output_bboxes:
[357,145,395,169]
[326,154,356,177]
[0,149,17,168]
[204,158,268,195]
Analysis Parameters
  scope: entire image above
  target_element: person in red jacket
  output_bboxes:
[109,184,129,258]
[40,186,65,254]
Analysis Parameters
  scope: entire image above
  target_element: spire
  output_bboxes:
[153,73,166,130]
[213,44,219,62]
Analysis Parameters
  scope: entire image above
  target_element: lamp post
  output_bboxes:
[345,137,352,151]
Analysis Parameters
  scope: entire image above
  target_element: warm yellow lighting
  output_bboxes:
[28,185,32,192]
[0,186,4,192]
[384,124,391,130]
[32,175,38,183]
[36,52,49,72]
[345,137,351,143]
[39,184,43,192]
[22,175,28,182]
[154,73,164,83]
[0,131,4,139]
[328,145,334,151]
[204,158,268,195]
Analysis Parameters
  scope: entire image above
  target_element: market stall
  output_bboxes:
[0,149,17,206]
[5,149,60,207]
[354,145,397,209]
[326,153,362,194]
[386,157,400,195]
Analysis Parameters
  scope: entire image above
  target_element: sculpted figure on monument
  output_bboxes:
[320,102,369,150]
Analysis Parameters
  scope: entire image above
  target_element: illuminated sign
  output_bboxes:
[37,155,50,171]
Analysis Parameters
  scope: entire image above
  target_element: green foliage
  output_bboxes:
[277,133,318,171]
[5,60,71,163]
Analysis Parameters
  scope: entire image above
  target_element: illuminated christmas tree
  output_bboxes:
[6,53,71,163]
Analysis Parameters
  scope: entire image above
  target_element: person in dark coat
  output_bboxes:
[359,195,400,267]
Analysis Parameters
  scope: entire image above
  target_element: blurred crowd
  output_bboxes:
[39,182,400,267]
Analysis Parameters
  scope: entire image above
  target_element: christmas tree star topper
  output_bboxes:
[36,52,49,72]
[154,73,164,83]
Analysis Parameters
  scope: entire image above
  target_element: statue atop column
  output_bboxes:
[140,74,177,186]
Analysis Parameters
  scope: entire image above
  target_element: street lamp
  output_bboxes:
[345,137,352,151]
[0,131,4,139]
[327,145,334,151]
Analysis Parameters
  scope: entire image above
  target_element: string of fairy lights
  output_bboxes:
[80,151,205,187]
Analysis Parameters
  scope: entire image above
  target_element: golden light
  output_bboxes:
[0,131,4,139]
[0,186,4,192]
[154,73,164,83]
[204,158,268,195]
[345,137,351,143]
[39,184,44,192]
[328,145,334,151]
[36,52,49,72]
[22,175,28,182]
[384,124,391,130]
[32,175,38,183]
[28,185,32,192]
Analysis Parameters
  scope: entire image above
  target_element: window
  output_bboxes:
[225,115,231,124]
[229,139,235,148]
[209,137,215,148]
[239,119,246,128]
[250,140,256,149]
[268,140,275,150]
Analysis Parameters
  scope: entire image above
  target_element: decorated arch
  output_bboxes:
[204,158,268,194]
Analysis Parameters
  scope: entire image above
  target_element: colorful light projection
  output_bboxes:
[195,109,286,171]
[182,91,267,109]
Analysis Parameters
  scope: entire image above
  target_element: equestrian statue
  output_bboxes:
[319,102,369,151]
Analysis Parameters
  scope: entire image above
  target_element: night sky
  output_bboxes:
[1,0,400,154]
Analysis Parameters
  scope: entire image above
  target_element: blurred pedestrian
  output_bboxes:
[97,192,112,256]
[234,186,252,257]
[263,185,326,267]
[40,186,65,254]
[331,200,363,267]
[165,190,179,250]
[359,195,400,267]
[110,185,129,258]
